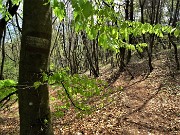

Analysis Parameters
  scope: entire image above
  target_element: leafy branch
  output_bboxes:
[60,81,85,111]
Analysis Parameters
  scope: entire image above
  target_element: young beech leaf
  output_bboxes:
[174,29,180,37]
[171,28,176,33]
[82,1,93,19]
[12,0,21,5]
[33,81,42,89]
[53,2,65,21]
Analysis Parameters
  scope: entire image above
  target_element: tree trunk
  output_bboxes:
[126,0,134,64]
[0,29,6,80]
[82,32,99,77]
[18,0,54,134]
[0,1,19,46]
[169,36,180,70]
[92,38,99,75]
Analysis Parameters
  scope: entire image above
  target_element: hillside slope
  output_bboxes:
[0,48,180,135]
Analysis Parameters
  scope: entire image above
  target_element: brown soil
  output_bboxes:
[0,49,180,135]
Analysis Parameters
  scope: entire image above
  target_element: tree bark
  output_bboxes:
[0,29,6,80]
[126,0,134,64]
[18,0,54,134]
[118,0,130,70]
[168,0,180,70]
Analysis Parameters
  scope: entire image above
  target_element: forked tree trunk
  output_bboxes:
[18,0,54,134]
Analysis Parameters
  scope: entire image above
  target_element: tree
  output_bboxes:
[0,1,19,80]
[168,0,180,70]
[18,0,54,134]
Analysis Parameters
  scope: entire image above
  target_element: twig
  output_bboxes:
[15,13,22,32]
[61,81,85,111]
[0,90,17,105]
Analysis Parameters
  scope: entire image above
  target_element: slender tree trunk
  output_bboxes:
[168,0,180,70]
[82,32,99,77]
[139,0,146,24]
[172,0,179,27]
[0,1,19,46]
[0,30,6,80]
[148,0,155,72]
[139,0,147,58]
[93,37,99,75]
[169,35,180,70]
[18,0,54,134]
[119,48,125,71]
[119,0,129,70]
[126,0,134,64]
[147,0,161,72]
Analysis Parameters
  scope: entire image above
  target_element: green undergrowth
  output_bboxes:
[35,68,108,117]
[0,79,17,107]
[0,68,108,116]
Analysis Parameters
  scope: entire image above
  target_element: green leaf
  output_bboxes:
[12,0,21,5]
[158,31,163,38]
[162,26,169,32]
[141,23,151,34]
[154,24,161,30]
[127,44,135,51]
[53,2,65,21]
[52,0,59,8]
[82,1,93,19]
[139,43,148,47]
[33,81,42,89]
[124,28,129,41]
[0,79,17,89]
[142,29,146,34]
[55,111,65,117]
[50,96,56,101]
[174,29,180,37]
[98,33,107,46]
[44,119,48,124]
[171,28,176,33]
[167,26,173,33]
[86,26,98,40]
[42,72,48,82]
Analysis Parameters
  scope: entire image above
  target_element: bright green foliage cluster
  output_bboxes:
[34,68,107,116]
[50,0,180,53]
[0,79,17,101]
[12,0,21,5]
[50,0,65,21]
[0,3,12,21]
[0,0,21,21]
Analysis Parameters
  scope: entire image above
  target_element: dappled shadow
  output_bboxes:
[106,69,123,85]
[115,85,173,134]
[119,84,162,121]
[125,119,180,133]
[127,59,149,77]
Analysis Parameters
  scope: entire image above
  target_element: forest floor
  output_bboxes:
[0,48,180,135]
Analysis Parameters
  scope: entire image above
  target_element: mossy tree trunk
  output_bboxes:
[18,0,54,134]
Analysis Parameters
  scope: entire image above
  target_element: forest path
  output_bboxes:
[54,48,180,135]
